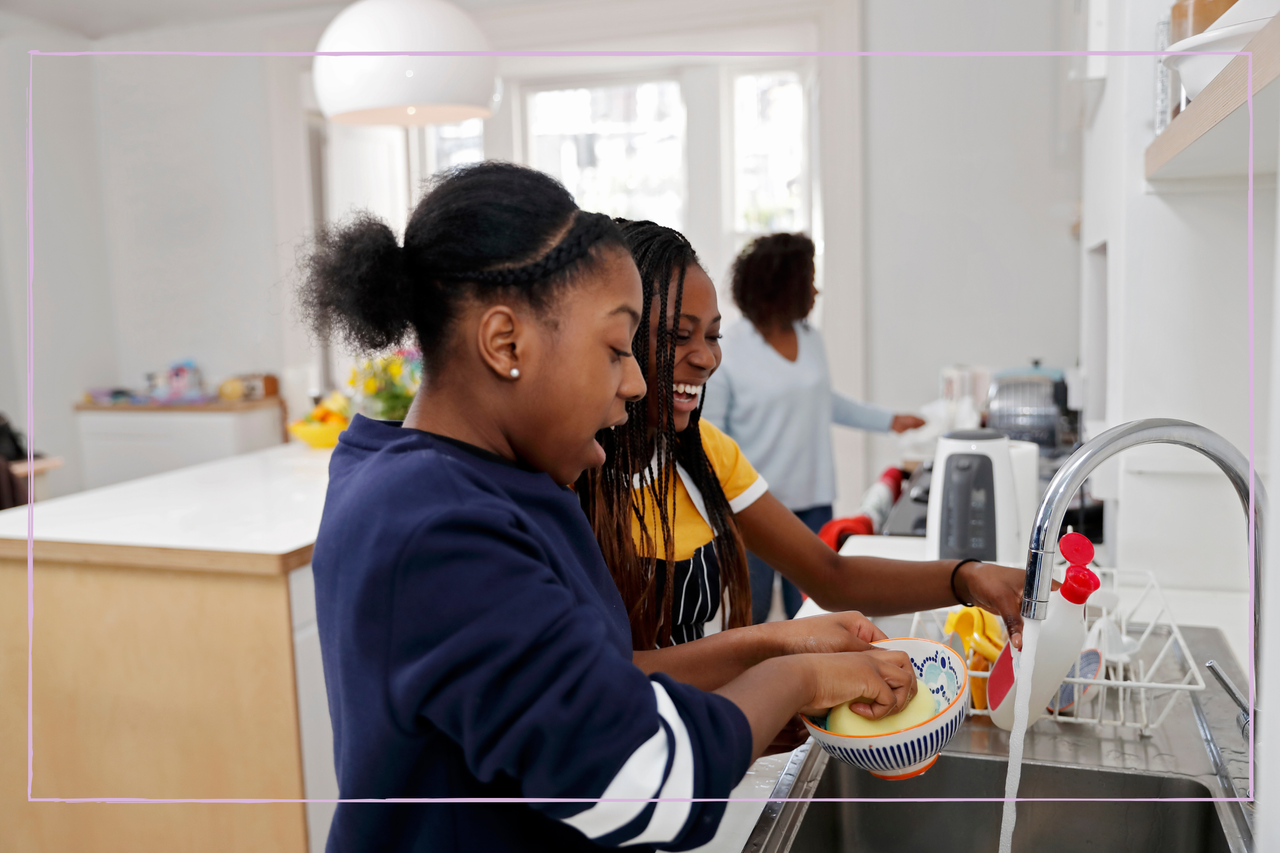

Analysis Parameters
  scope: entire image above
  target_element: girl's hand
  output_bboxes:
[955,562,1058,651]
[772,611,887,656]
[798,649,917,719]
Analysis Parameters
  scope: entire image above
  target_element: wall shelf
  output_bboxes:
[1145,13,1280,182]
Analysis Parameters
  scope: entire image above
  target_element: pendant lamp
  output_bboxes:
[313,0,497,126]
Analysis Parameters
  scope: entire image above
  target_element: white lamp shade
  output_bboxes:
[314,0,496,126]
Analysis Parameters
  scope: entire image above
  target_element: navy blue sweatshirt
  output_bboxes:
[311,416,753,852]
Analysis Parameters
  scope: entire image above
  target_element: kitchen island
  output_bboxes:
[0,442,811,853]
[0,443,334,853]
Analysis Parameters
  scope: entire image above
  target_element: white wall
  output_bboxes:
[91,7,342,404]
[860,1,1084,493]
[0,7,344,495]
[1079,0,1271,594]
[0,13,117,496]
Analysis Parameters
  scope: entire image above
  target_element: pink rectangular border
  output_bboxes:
[23,48,1257,808]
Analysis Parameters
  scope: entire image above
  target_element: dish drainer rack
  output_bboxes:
[906,568,1205,736]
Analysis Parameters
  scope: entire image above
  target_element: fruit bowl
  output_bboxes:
[803,638,969,781]
[288,419,346,449]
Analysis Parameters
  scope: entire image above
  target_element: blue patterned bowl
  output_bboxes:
[802,637,970,781]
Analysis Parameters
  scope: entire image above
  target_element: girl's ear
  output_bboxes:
[475,304,525,380]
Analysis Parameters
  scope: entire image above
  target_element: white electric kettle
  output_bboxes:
[924,429,1038,567]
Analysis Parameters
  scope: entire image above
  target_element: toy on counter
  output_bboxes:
[83,388,150,406]
[288,391,351,449]
[218,373,280,402]
[146,360,211,404]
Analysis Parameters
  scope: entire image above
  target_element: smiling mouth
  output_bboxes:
[673,383,702,406]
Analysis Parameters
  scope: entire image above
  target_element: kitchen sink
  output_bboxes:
[788,753,1230,853]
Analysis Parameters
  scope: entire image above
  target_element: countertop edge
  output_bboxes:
[0,537,312,576]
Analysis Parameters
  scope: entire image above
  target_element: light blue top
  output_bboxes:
[702,320,894,511]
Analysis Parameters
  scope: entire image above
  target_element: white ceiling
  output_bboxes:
[0,0,540,40]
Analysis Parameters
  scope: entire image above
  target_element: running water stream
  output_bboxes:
[998,619,1042,853]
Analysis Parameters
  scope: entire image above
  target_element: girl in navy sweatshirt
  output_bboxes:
[300,162,916,853]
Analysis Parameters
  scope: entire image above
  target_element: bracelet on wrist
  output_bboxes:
[950,559,980,607]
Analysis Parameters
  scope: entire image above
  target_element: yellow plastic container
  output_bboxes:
[288,419,346,449]
[943,606,1006,663]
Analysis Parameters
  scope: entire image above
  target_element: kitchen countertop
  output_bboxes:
[0,442,332,573]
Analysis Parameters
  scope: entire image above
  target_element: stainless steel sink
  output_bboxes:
[739,625,1252,853]
[789,753,1230,853]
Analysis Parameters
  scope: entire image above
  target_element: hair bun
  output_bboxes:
[300,212,416,353]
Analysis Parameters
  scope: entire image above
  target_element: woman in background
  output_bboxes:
[704,233,925,623]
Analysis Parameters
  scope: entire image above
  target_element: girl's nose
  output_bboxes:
[621,354,646,402]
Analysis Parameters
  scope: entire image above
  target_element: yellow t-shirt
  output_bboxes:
[631,419,769,561]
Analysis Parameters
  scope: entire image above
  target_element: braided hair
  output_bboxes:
[299,161,623,374]
[577,220,752,649]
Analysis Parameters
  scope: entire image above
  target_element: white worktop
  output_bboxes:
[0,442,332,555]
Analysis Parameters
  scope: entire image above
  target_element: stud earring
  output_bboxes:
[509,368,520,379]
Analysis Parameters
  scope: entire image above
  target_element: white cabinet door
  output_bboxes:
[77,407,282,490]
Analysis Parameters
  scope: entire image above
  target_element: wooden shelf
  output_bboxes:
[1145,14,1280,181]
[74,396,282,413]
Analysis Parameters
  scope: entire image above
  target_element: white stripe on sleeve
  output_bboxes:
[728,474,768,514]
[560,719,668,838]
[624,682,694,845]
[560,681,693,841]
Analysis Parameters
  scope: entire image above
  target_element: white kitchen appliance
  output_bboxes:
[925,429,1025,567]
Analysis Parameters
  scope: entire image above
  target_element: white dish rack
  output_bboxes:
[906,568,1206,736]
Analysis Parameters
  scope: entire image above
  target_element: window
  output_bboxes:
[732,70,809,248]
[526,81,686,228]
[408,119,485,206]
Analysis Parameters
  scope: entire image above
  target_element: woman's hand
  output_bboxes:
[770,611,887,656]
[954,561,1057,651]
[890,414,926,433]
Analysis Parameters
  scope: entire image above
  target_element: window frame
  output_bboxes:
[726,62,817,254]
[518,70,691,229]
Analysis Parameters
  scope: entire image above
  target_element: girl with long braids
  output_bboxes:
[578,220,1035,693]
[302,163,917,853]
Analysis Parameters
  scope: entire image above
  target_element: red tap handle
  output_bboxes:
[1059,531,1094,566]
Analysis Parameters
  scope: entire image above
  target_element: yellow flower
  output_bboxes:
[388,361,402,379]
[363,377,379,395]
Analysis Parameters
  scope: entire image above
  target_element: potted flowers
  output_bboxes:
[350,349,422,421]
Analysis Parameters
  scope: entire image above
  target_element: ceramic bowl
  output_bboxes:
[1164,18,1270,100]
[803,638,970,781]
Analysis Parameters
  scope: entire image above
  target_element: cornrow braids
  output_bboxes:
[299,162,625,377]
[437,212,615,286]
[577,220,752,649]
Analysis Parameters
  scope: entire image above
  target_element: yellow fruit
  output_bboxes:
[827,688,939,736]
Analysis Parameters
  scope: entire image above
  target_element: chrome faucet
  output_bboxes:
[1021,419,1265,677]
